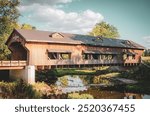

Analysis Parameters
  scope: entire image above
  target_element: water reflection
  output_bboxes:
[56,75,150,99]
[80,87,144,99]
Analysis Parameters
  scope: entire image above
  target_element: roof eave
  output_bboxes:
[81,43,145,50]
[26,40,82,45]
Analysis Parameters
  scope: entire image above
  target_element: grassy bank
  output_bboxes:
[103,81,150,95]
[111,58,150,94]
[36,69,97,84]
[55,69,97,76]
[0,80,39,99]
[0,80,63,99]
[119,60,150,80]
[36,66,112,78]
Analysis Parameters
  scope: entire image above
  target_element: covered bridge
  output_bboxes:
[4,29,145,83]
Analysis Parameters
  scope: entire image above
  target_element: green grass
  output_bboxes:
[55,69,96,76]
[124,82,150,94]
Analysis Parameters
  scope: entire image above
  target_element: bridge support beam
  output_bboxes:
[9,65,35,84]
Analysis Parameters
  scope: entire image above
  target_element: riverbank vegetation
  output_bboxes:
[68,93,93,99]
[120,58,150,80]
[36,68,97,84]
[110,58,150,94]
[0,80,38,98]
[0,80,63,99]
[35,59,150,95]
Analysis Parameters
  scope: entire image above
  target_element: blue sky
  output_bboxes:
[19,0,150,48]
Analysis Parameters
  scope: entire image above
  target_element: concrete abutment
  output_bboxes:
[10,65,35,84]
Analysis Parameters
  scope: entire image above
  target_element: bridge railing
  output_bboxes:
[0,61,27,67]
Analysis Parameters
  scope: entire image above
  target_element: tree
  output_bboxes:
[143,49,150,56]
[89,21,120,39]
[19,23,36,30]
[0,0,20,60]
[0,0,36,60]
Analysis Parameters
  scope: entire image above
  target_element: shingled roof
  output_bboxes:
[6,29,145,50]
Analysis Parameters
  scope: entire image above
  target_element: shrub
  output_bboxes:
[0,81,15,98]
[36,70,58,84]
[68,93,93,99]
[13,79,39,99]
[0,79,40,99]
[33,82,62,97]
[93,73,120,84]
[120,61,150,80]
[57,76,68,87]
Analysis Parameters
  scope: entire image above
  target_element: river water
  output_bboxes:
[56,75,150,99]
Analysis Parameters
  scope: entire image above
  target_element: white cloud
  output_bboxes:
[18,3,104,34]
[143,36,150,42]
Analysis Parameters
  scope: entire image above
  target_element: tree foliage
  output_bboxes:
[19,23,36,30]
[89,21,120,39]
[0,0,20,60]
[0,0,36,60]
[143,49,150,56]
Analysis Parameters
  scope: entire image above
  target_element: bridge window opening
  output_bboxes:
[123,52,136,60]
[82,54,88,60]
[92,54,99,60]
[60,53,71,60]
[101,55,108,60]
[123,54,127,60]
[82,54,91,60]
[48,52,71,60]
[132,54,135,59]
[48,53,58,59]
[127,55,133,60]
[107,55,113,60]
[100,55,105,60]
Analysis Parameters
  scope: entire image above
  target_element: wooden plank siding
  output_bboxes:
[25,42,143,67]
[5,29,144,69]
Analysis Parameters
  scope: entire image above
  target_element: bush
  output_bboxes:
[57,76,68,87]
[36,70,58,84]
[13,79,39,99]
[0,79,40,99]
[33,82,62,97]
[93,73,120,84]
[68,93,93,99]
[120,61,150,80]
[0,81,15,98]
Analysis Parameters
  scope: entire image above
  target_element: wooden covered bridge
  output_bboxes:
[0,29,145,84]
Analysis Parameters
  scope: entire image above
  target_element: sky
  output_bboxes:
[18,0,150,49]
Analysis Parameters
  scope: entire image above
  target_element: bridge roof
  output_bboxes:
[6,29,145,50]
